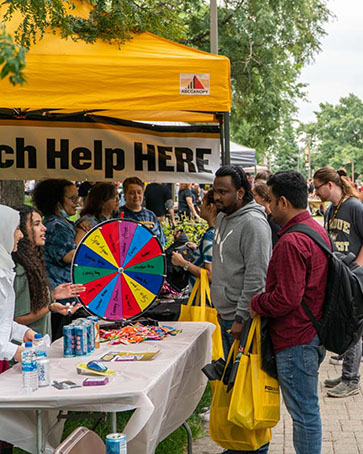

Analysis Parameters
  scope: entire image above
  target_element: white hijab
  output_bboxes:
[0,205,20,273]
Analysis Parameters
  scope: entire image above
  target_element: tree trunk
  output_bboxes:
[0,180,25,206]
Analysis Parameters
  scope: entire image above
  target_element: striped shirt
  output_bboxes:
[189,227,215,289]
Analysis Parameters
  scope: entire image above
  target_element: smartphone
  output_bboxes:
[83,377,109,386]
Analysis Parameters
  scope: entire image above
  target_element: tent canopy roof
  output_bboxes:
[1,16,231,122]
[230,141,256,167]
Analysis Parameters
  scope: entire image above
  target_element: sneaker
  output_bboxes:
[327,381,359,398]
[324,376,342,388]
[200,408,210,422]
[329,354,344,365]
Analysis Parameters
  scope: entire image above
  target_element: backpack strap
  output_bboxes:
[284,223,333,256]
[283,223,332,330]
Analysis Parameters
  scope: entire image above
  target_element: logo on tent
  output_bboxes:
[180,74,210,95]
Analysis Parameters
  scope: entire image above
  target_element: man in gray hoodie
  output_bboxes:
[211,166,272,454]
[211,165,272,357]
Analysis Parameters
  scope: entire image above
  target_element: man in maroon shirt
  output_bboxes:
[249,171,330,454]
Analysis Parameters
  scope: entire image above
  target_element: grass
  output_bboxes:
[13,383,212,454]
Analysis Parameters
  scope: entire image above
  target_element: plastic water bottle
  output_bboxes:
[34,335,50,387]
[21,342,38,392]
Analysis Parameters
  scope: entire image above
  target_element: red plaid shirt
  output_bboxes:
[250,211,330,353]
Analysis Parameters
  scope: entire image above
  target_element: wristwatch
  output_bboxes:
[183,261,190,271]
[234,315,243,324]
[48,301,54,312]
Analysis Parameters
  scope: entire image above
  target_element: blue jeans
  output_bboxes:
[275,335,325,454]
[218,318,269,454]
[219,318,235,359]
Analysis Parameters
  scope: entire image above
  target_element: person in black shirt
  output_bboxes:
[314,166,363,398]
[144,183,175,225]
[178,184,200,219]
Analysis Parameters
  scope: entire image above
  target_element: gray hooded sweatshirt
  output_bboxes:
[211,200,272,321]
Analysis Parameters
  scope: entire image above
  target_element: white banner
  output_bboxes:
[0,119,221,183]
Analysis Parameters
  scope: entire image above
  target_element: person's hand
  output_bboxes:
[249,302,258,318]
[13,346,24,363]
[171,251,186,267]
[173,229,183,240]
[186,242,197,250]
[52,301,82,316]
[230,320,243,340]
[78,220,92,234]
[23,329,37,343]
[52,283,86,300]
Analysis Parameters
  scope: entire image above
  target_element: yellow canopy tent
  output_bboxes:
[0,31,231,123]
[0,3,232,175]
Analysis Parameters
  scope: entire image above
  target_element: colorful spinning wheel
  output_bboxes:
[72,219,166,321]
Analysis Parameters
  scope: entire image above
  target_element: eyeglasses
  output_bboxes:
[314,182,327,191]
[65,195,79,203]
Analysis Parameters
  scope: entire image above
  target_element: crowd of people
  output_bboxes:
[0,165,362,454]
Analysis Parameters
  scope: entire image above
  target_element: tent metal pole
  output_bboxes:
[224,112,231,165]
[210,0,218,55]
[219,114,225,165]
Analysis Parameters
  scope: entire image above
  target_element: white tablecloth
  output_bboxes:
[0,321,214,454]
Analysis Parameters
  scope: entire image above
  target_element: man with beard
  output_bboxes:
[211,165,272,454]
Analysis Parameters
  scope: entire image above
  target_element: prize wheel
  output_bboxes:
[72,219,166,321]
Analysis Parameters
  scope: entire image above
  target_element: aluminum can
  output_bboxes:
[37,355,50,387]
[86,318,95,351]
[63,325,75,357]
[75,325,87,356]
[106,433,127,454]
[88,316,100,348]
[84,321,93,354]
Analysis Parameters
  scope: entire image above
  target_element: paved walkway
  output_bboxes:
[191,357,363,454]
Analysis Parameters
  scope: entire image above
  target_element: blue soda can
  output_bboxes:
[86,318,95,351]
[75,325,87,356]
[84,322,93,354]
[63,325,75,358]
[106,433,127,454]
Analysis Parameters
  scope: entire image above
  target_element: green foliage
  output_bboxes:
[0,23,26,85]
[162,217,208,249]
[2,0,186,49]
[181,0,332,159]
[271,120,301,173]
[299,94,363,178]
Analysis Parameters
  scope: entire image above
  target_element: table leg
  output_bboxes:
[36,409,43,454]
[182,422,193,454]
[111,412,117,432]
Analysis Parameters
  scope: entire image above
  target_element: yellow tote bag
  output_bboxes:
[228,316,280,430]
[178,269,224,360]
[209,340,272,451]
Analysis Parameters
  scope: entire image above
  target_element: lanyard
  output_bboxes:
[326,196,345,233]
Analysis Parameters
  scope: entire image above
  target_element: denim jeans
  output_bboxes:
[219,318,235,359]
[342,338,362,384]
[218,318,270,454]
[275,335,325,454]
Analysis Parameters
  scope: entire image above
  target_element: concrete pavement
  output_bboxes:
[191,356,363,454]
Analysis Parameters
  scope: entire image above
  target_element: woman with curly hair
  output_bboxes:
[75,182,119,245]
[12,205,84,338]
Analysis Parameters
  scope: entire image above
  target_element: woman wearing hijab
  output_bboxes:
[0,204,37,454]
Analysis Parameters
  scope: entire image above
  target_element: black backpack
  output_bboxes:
[285,223,363,355]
